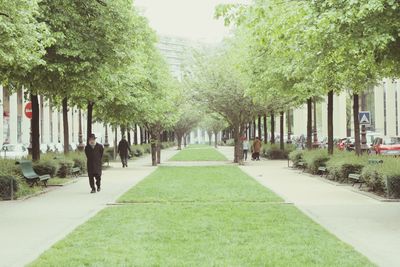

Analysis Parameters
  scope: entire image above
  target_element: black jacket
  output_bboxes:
[85,143,104,176]
[118,139,131,157]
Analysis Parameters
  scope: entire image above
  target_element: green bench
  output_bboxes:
[297,161,306,172]
[318,166,328,177]
[17,160,50,187]
[348,159,384,188]
[71,167,81,178]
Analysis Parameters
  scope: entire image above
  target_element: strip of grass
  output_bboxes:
[29,166,374,266]
[29,203,373,267]
[170,146,227,161]
[118,166,281,203]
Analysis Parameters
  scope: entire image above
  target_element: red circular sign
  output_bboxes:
[24,102,32,119]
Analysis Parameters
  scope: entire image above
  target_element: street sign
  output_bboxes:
[359,111,370,126]
[24,102,32,119]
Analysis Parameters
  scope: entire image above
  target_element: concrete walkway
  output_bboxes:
[0,148,179,267]
[218,146,400,267]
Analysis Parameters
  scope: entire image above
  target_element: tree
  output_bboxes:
[187,39,260,163]
[200,114,228,148]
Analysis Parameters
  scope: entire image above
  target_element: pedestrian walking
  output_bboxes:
[118,136,131,168]
[242,136,249,161]
[252,137,262,161]
[85,133,104,194]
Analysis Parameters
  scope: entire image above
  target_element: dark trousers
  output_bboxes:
[120,155,128,166]
[243,149,248,160]
[89,174,101,189]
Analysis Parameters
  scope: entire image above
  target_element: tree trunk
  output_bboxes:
[287,110,292,143]
[104,124,109,147]
[151,141,157,166]
[157,133,161,164]
[127,127,131,146]
[139,126,144,144]
[253,120,256,139]
[307,98,312,150]
[143,129,147,144]
[328,91,334,155]
[313,97,318,147]
[233,125,243,164]
[177,133,183,150]
[183,134,187,147]
[270,113,275,144]
[62,97,69,155]
[263,114,268,144]
[214,131,218,148]
[133,124,138,145]
[87,101,94,144]
[31,94,40,162]
[114,126,117,160]
[353,93,361,155]
[280,111,284,150]
[208,132,212,146]
[258,115,262,139]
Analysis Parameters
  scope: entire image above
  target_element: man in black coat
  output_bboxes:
[118,136,131,168]
[85,133,104,193]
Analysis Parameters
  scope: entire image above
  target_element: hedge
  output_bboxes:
[262,144,296,160]
[290,149,400,198]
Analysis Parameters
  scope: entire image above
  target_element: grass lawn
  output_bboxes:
[29,166,374,267]
[170,146,227,161]
[118,166,282,203]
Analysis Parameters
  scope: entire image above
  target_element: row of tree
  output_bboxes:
[181,0,400,162]
[0,0,185,166]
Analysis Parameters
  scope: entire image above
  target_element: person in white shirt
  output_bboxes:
[242,136,250,161]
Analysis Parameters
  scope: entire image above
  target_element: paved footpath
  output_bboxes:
[218,146,400,267]
[0,148,179,267]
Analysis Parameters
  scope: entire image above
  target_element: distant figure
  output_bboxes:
[242,136,249,161]
[85,134,104,194]
[252,137,261,161]
[118,136,131,168]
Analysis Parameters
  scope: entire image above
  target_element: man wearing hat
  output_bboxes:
[85,133,104,193]
[118,136,131,168]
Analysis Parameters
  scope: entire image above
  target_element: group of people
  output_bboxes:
[242,136,262,161]
[84,134,132,194]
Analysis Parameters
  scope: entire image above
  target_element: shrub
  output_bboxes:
[131,145,144,157]
[67,152,87,173]
[104,147,115,159]
[33,159,58,177]
[326,152,367,182]
[0,176,18,200]
[57,159,74,178]
[289,150,304,167]
[262,144,295,160]
[302,150,330,174]
[387,176,400,199]
[361,165,386,194]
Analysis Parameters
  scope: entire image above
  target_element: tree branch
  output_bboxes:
[0,12,10,18]
[95,0,107,6]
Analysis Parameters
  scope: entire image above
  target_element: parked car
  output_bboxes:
[372,137,400,155]
[1,144,29,159]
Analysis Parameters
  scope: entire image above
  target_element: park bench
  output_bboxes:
[16,160,50,187]
[348,173,363,188]
[71,167,81,178]
[318,166,328,177]
[348,159,384,188]
[297,161,307,172]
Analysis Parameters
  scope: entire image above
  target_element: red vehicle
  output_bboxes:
[372,137,400,155]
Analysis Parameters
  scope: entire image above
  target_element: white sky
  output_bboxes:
[134,0,248,43]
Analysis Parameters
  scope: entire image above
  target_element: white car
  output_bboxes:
[1,144,29,159]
